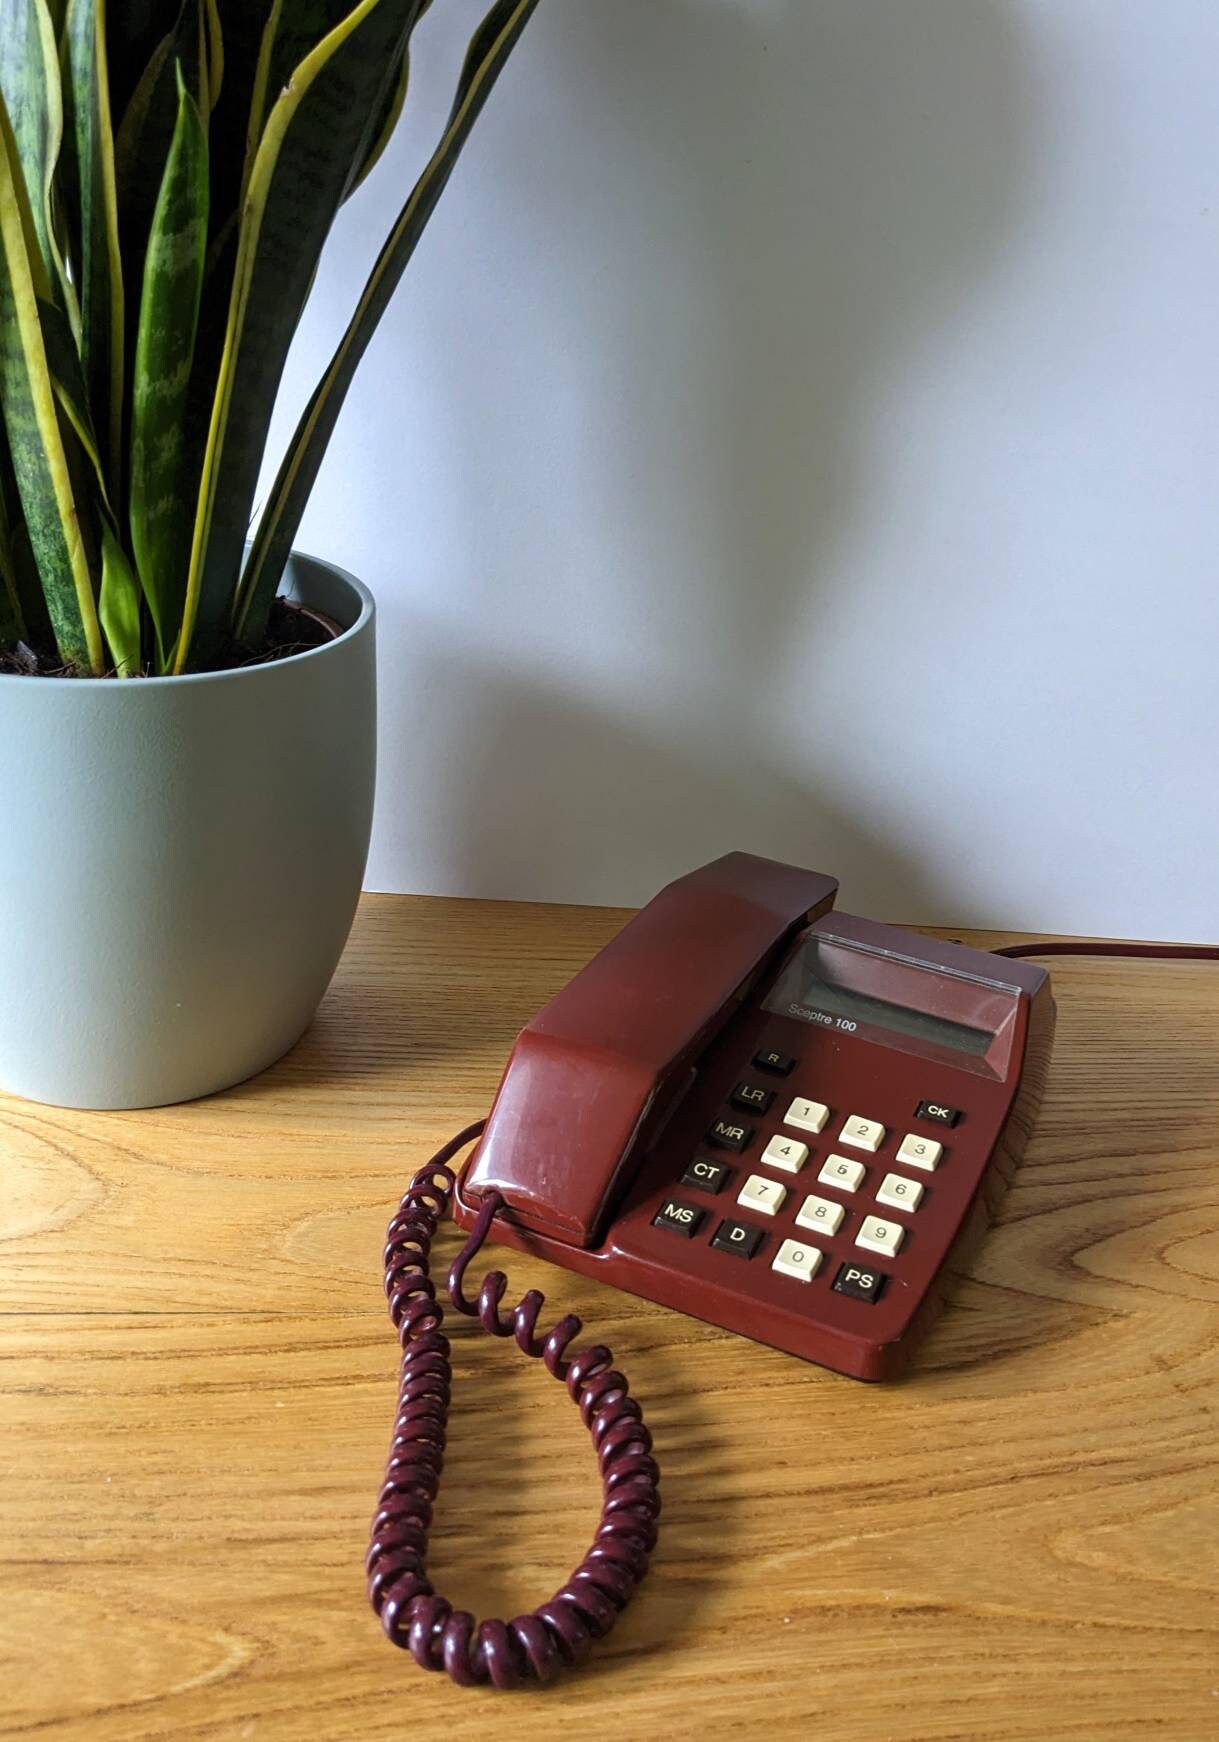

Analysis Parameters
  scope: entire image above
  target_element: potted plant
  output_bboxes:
[0,0,538,1108]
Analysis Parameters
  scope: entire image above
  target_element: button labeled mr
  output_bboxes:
[708,1118,753,1153]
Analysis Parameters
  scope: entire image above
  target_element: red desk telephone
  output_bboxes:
[369,853,1056,1687]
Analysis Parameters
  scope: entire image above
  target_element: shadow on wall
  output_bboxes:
[373,0,1037,915]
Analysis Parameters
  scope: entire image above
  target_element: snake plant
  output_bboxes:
[0,0,539,676]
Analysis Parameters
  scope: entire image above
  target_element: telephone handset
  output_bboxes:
[369,853,1056,1687]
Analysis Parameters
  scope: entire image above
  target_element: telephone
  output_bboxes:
[369,852,1057,1687]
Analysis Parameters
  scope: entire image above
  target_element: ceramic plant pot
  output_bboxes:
[0,552,376,1109]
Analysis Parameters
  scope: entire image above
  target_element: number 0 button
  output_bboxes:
[772,1239,822,1283]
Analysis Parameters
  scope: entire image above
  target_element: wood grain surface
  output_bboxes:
[2,893,1217,1741]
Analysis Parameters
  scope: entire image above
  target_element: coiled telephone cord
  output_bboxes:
[367,1121,660,1687]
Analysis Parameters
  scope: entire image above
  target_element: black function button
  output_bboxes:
[731,1081,775,1114]
[707,1117,754,1153]
[681,1157,731,1195]
[832,1261,886,1304]
[753,1048,796,1076]
[652,1198,706,1238]
[916,1099,961,1127]
[711,1219,766,1259]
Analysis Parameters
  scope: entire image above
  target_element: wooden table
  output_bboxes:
[3,894,1217,1741]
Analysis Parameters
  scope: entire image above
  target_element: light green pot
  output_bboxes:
[0,552,376,1109]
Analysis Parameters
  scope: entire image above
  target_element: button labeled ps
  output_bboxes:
[832,1262,886,1303]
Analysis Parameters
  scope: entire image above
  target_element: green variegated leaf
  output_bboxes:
[0,447,27,647]
[63,0,125,493]
[175,0,426,670]
[130,65,208,667]
[203,0,223,110]
[0,431,52,652]
[241,1,365,205]
[98,512,140,673]
[0,0,78,329]
[342,20,415,203]
[0,92,104,673]
[236,0,540,642]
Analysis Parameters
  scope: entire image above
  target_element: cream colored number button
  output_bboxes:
[795,1193,846,1235]
[875,1172,924,1213]
[784,1097,829,1135]
[896,1133,943,1171]
[772,1238,822,1283]
[856,1214,904,1257]
[817,1153,866,1193]
[762,1134,809,1174]
[737,1173,787,1216]
[839,1114,885,1152]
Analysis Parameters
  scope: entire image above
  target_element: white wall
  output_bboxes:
[259,0,1219,939]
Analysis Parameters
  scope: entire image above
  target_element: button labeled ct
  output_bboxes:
[680,1157,730,1195]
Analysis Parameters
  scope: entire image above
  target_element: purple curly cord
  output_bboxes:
[367,1122,661,1687]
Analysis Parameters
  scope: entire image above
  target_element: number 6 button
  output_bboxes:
[857,1214,904,1258]
[875,1172,924,1212]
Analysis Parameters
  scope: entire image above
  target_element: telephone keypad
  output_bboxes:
[875,1172,924,1213]
[681,1158,732,1195]
[652,1199,706,1238]
[772,1238,823,1283]
[856,1214,905,1258]
[761,1134,809,1174]
[832,1261,887,1304]
[737,1174,787,1216]
[795,1193,846,1236]
[817,1154,867,1193]
[708,1118,753,1152]
[839,1114,885,1152]
[783,1097,829,1134]
[712,1219,765,1259]
[896,1133,943,1171]
[659,1053,976,1319]
[731,1081,775,1114]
